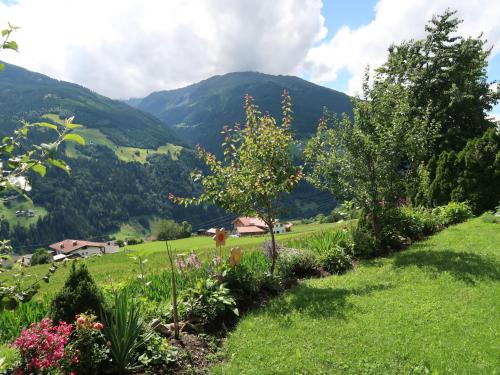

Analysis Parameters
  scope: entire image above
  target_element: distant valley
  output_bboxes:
[0,64,353,251]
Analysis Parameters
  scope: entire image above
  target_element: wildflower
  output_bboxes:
[186,251,202,269]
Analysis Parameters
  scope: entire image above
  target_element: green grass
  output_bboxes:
[213,218,500,374]
[44,113,182,163]
[112,221,150,240]
[0,200,47,228]
[1,222,347,301]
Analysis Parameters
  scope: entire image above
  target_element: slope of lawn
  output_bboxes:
[213,218,500,374]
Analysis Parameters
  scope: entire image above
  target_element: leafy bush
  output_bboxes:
[155,219,192,241]
[0,344,19,373]
[178,278,238,326]
[320,245,353,274]
[126,237,143,245]
[481,211,500,224]
[352,225,376,256]
[50,262,106,324]
[221,264,260,309]
[277,248,319,280]
[138,332,177,368]
[103,289,150,372]
[70,313,109,374]
[433,201,472,226]
[30,248,52,266]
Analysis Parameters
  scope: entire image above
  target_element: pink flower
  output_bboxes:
[76,315,86,325]
[93,322,104,330]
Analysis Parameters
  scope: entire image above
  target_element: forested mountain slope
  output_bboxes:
[127,71,353,154]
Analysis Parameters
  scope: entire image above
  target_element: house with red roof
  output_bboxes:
[49,239,118,259]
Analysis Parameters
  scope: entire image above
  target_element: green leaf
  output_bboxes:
[47,158,71,173]
[32,164,46,177]
[33,122,58,130]
[63,133,85,145]
[0,63,4,71]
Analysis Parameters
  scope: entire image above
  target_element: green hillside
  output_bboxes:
[0,62,179,148]
[0,65,339,251]
[127,71,354,154]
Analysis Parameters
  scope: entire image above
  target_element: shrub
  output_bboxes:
[178,278,238,326]
[13,318,77,373]
[155,219,192,241]
[302,230,354,255]
[319,245,353,274]
[50,262,106,324]
[138,332,178,368]
[103,289,150,372]
[480,211,500,224]
[126,237,143,245]
[69,313,109,374]
[277,248,319,280]
[221,264,260,309]
[30,248,52,266]
[352,225,376,256]
[433,201,472,226]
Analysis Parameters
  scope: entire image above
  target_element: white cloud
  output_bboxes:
[0,0,326,98]
[1,0,499,99]
[305,0,500,95]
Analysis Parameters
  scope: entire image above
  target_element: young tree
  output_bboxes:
[171,92,302,273]
[304,71,434,246]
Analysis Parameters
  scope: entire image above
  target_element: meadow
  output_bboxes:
[213,218,500,374]
[1,221,346,301]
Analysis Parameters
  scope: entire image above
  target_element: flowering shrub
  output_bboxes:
[70,313,109,374]
[13,318,77,373]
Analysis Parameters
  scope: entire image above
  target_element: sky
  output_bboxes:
[0,0,499,115]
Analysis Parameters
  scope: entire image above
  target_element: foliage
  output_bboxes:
[13,318,77,373]
[219,263,260,309]
[155,219,191,241]
[319,245,353,274]
[103,289,150,373]
[304,69,434,247]
[377,10,499,154]
[432,202,473,226]
[138,332,177,368]
[0,300,48,343]
[0,344,19,373]
[30,248,52,266]
[69,313,109,374]
[213,218,500,374]
[50,262,106,324]
[171,92,303,274]
[427,128,500,213]
[277,248,319,280]
[178,278,238,326]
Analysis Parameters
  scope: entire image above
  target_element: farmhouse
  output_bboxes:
[49,239,118,259]
[232,217,292,236]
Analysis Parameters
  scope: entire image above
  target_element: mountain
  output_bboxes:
[0,63,212,251]
[0,62,179,148]
[0,66,345,251]
[127,71,353,154]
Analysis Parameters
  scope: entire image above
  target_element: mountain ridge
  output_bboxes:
[127,71,354,154]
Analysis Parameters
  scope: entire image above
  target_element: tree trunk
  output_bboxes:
[269,222,277,274]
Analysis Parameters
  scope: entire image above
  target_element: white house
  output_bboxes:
[49,240,119,258]
[273,221,286,234]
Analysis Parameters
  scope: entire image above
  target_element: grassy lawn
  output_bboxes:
[1,222,347,300]
[0,200,47,228]
[213,218,500,374]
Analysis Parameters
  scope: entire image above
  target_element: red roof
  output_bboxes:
[233,217,267,228]
[236,225,267,234]
[49,239,107,254]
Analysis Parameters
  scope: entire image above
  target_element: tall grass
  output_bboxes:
[0,300,49,343]
[284,229,352,255]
